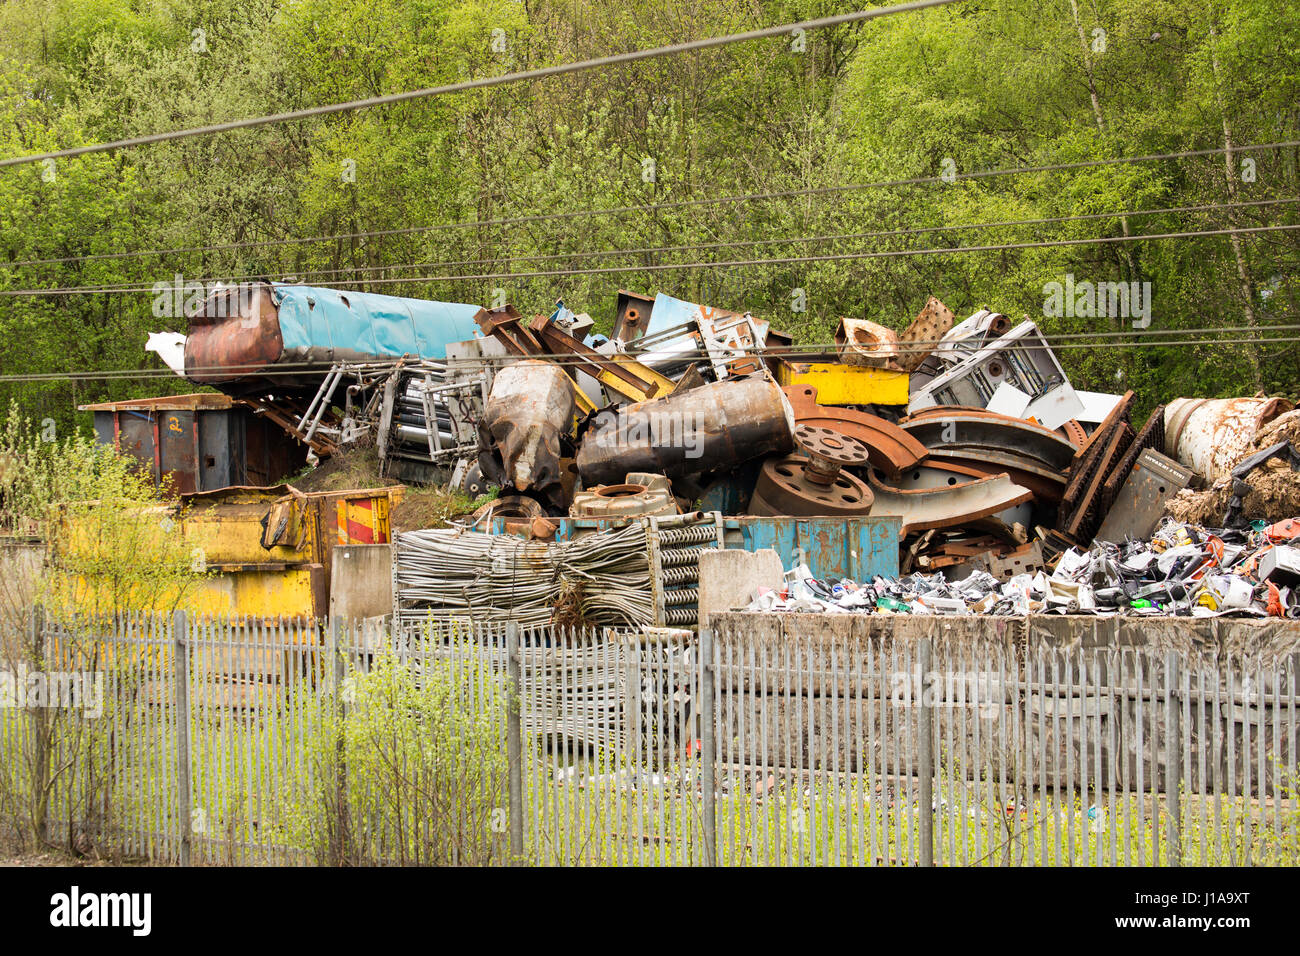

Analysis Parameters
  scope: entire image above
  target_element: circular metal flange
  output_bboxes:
[473,493,545,522]
[794,424,871,466]
[462,461,494,498]
[793,424,871,486]
[749,454,875,517]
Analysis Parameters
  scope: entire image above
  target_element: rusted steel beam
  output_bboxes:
[241,396,339,456]
[529,312,676,401]
[1100,404,1166,515]
[474,304,547,357]
[1064,421,1133,539]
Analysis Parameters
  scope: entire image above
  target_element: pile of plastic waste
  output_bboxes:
[746,517,1300,618]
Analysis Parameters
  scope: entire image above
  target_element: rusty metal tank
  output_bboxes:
[183,282,481,393]
[1164,397,1294,480]
[576,375,795,485]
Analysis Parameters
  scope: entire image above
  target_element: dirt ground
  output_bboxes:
[288,444,399,493]
[0,849,129,867]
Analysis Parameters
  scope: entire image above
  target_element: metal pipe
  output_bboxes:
[577,375,795,485]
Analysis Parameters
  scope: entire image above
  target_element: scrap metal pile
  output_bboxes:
[746,517,1300,618]
[157,282,1300,593]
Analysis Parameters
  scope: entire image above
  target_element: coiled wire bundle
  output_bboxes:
[395,524,656,629]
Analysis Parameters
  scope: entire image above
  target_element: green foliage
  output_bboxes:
[0,0,1296,432]
[0,404,202,619]
[282,642,510,865]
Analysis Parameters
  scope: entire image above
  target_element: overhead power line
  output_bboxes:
[5,324,1298,384]
[9,196,1295,295]
[0,0,966,169]
[5,139,1298,271]
[4,221,1296,297]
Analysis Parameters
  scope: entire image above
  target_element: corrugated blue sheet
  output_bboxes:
[271,285,482,360]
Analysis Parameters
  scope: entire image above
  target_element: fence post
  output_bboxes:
[27,605,49,848]
[1166,650,1182,866]
[505,621,524,864]
[172,608,192,867]
[326,615,348,866]
[699,627,716,866]
[918,638,934,867]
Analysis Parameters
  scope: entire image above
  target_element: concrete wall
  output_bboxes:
[330,544,393,623]
[709,611,1300,659]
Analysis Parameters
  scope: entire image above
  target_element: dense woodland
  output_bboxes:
[1,0,1297,429]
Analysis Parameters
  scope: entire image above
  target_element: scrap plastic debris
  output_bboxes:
[744,517,1300,618]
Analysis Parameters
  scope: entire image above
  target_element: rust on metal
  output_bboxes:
[1058,419,1088,447]
[1056,391,1137,537]
[475,304,548,357]
[478,360,576,507]
[1064,421,1133,539]
[783,384,927,476]
[184,282,283,387]
[1163,395,1293,480]
[793,424,870,486]
[569,481,677,518]
[747,454,875,517]
[904,404,1075,440]
[240,395,339,456]
[1072,390,1135,463]
[577,375,794,486]
[866,471,1034,536]
[1058,391,1135,518]
[529,312,676,401]
[80,392,309,493]
[924,454,1065,503]
[896,295,955,372]
[899,412,1078,474]
[835,317,902,370]
[476,303,675,406]
[1100,404,1166,515]
[612,289,656,344]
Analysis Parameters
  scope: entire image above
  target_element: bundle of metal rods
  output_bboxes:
[394,524,655,629]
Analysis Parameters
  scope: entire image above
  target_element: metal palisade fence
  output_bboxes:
[0,609,1296,866]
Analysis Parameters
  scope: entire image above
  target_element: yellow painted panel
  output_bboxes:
[776,362,909,406]
[182,500,317,566]
[188,568,320,621]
